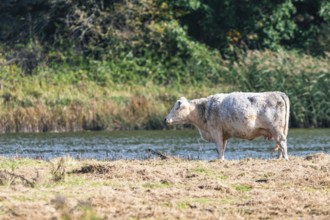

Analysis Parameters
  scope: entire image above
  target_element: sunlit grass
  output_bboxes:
[0,158,45,170]
[0,68,228,133]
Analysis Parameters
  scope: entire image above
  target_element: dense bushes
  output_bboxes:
[164,0,330,55]
[1,0,329,70]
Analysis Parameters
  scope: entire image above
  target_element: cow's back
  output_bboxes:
[208,92,288,139]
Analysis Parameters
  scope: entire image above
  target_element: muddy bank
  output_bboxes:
[0,153,329,219]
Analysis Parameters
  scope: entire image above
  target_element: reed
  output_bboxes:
[227,50,330,128]
[0,73,220,133]
[0,50,329,132]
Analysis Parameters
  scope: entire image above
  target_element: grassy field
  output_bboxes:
[0,153,329,219]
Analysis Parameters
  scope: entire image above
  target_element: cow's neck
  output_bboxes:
[188,99,213,142]
[188,98,207,124]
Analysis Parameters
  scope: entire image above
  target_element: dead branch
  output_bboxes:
[0,170,35,187]
[147,149,168,160]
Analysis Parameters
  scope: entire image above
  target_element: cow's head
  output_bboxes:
[164,97,191,125]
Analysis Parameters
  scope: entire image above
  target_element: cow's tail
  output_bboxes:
[280,92,290,138]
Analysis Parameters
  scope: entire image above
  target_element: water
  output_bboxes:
[0,129,329,160]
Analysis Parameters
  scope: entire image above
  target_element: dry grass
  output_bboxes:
[0,154,329,219]
[0,82,227,133]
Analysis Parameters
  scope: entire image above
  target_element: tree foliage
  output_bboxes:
[0,0,329,62]
[168,0,329,55]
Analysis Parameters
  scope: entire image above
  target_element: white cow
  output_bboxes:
[164,92,290,160]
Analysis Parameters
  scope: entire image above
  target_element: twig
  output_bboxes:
[0,170,35,187]
[49,158,66,182]
[147,149,168,160]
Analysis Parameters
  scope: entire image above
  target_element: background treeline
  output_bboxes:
[0,0,329,132]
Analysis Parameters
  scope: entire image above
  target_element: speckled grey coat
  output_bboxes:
[165,92,290,160]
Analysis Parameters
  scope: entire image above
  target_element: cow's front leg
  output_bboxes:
[279,140,288,159]
[275,133,289,160]
[216,139,227,160]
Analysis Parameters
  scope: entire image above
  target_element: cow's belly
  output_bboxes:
[223,123,270,140]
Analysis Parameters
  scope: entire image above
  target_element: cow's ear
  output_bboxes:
[175,100,182,110]
[176,97,189,109]
[180,99,189,109]
[177,97,186,107]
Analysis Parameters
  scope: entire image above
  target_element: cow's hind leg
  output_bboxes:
[276,144,283,159]
[216,139,227,160]
[279,139,288,159]
[273,144,282,159]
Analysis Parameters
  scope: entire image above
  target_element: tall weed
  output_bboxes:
[228,50,330,127]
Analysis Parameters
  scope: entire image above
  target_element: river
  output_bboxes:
[0,129,329,160]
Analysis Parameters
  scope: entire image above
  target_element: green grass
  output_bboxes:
[0,49,329,132]
[177,201,189,209]
[216,174,229,180]
[192,167,210,174]
[232,184,253,192]
[0,158,44,170]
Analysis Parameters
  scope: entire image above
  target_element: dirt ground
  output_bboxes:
[0,153,329,219]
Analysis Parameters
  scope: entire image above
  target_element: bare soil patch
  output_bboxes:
[0,153,329,219]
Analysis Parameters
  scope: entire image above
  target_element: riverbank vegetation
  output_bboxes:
[0,0,329,132]
[0,153,329,219]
